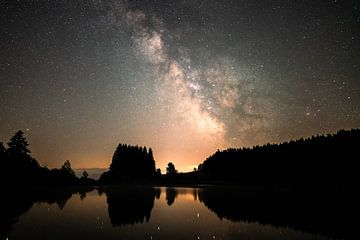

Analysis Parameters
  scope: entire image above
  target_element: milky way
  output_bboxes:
[112,1,276,145]
[0,0,359,171]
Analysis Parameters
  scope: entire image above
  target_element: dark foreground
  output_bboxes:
[1,185,351,240]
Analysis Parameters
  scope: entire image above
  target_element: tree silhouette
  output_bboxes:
[0,142,8,183]
[3,130,41,184]
[61,160,75,177]
[166,162,177,175]
[198,186,350,239]
[7,130,31,156]
[0,130,98,186]
[1,128,358,186]
[0,142,6,159]
[198,129,359,183]
[0,142,6,153]
[165,187,177,206]
[79,170,96,186]
[146,148,156,176]
[1,187,94,239]
[100,143,158,184]
[104,186,158,226]
[81,170,89,179]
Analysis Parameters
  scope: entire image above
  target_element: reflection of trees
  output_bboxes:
[0,187,93,239]
[104,186,159,226]
[1,190,33,240]
[198,186,350,240]
[165,187,177,206]
[164,187,199,206]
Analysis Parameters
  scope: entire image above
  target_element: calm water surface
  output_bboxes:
[3,186,346,240]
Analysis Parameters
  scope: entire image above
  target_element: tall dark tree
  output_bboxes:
[4,130,41,184]
[7,130,30,157]
[146,148,156,177]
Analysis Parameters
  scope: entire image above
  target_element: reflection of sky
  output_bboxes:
[10,188,330,240]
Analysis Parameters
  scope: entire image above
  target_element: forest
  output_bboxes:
[197,129,359,183]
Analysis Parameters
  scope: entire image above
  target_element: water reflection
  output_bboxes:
[165,187,176,206]
[103,186,160,226]
[1,186,348,240]
[1,187,93,240]
[197,186,349,239]
[165,187,198,205]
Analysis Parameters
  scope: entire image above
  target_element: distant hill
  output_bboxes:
[75,168,107,180]
[198,129,359,183]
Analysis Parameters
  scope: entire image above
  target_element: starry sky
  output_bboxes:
[1,0,359,172]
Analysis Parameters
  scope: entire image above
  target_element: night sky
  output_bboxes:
[1,0,359,172]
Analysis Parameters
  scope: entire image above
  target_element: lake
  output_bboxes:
[1,186,349,240]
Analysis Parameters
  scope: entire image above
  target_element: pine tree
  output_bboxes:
[5,130,40,184]
[7,130,30,156]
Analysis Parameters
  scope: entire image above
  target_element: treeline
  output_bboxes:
[0,130,95,186]
[197,129,359,183]
[1,129,358,186]
[0,130,178,186]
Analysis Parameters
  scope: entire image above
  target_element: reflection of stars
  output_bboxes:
[96,216,104,230]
